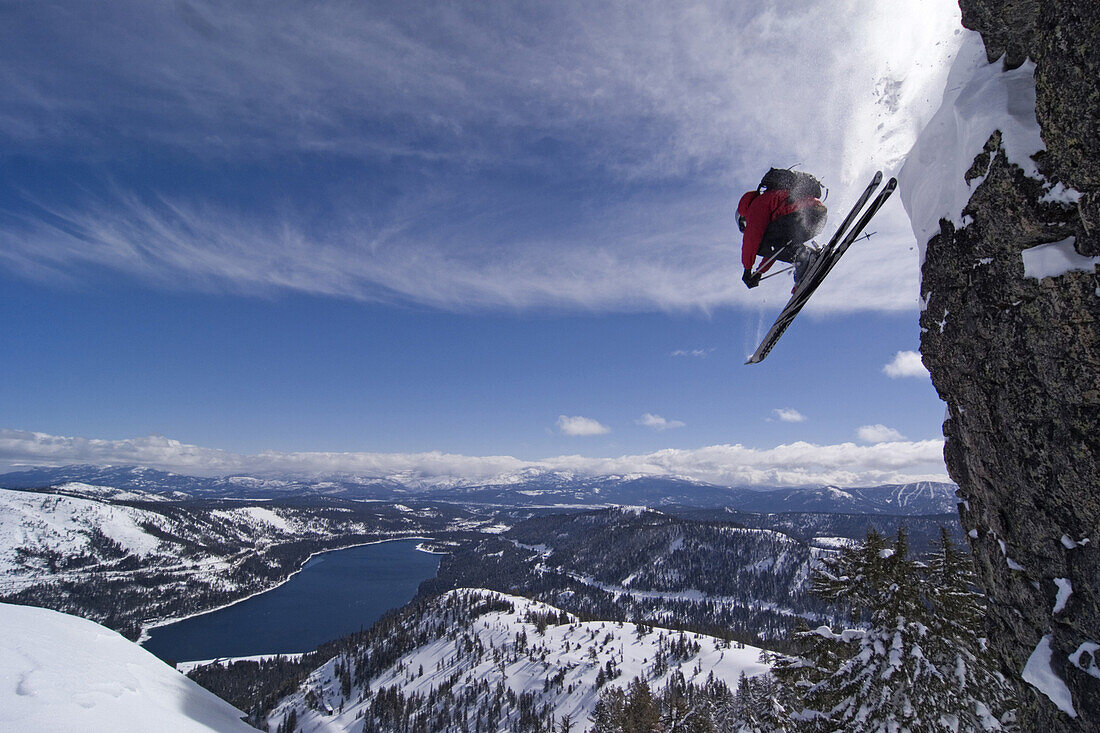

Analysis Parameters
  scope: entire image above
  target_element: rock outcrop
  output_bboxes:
[916,0,1098,728]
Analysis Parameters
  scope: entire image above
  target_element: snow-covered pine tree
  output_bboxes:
[657,670,712,732]
[623,677,661,732]
[778,528,1016,732]
[750,674,795,732]
[920,528,1017,730]
[590,686,625,733]
[716,672,794,733]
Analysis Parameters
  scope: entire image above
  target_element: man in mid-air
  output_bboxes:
[737,168,828,291]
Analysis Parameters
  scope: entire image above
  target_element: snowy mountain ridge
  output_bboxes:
[419,507,841,649]
[259,589,770,733]
[0,486,387,593]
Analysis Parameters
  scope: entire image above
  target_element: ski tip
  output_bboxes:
[745,348,770,365]
[872,170,883,185]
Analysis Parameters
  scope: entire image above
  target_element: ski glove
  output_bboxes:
[742,268,761,289]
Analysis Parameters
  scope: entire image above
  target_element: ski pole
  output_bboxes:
[759,265,795,281]
[754,243,791,276]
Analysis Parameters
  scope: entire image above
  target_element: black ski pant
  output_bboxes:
[758,208,826,264]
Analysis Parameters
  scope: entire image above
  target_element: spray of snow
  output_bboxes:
[898,31,1045,272]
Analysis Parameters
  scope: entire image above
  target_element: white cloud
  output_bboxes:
[556,416,611,437]
[0,0,963,314]
[671,349,713,358]
[636,413,685,431]
[773,408,807,423]
[883,350,930,378]
[857,424,907,443]
[0,428,949,488]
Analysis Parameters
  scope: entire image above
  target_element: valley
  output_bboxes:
[0,484,487,638]
[0,465,969,730]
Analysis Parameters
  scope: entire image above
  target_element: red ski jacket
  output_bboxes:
[737,189,821,271]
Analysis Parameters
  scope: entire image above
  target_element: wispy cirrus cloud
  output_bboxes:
[0,428,949,487]
[0,0,963,314]
[0,2,960,176]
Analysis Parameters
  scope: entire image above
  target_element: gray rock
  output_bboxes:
[921,1,1099,728]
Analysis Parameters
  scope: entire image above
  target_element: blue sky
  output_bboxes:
[0,0,962,485]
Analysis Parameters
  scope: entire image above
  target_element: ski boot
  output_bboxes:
[791,242,821,292]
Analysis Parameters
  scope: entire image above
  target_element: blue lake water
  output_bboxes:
[142,539,441,662]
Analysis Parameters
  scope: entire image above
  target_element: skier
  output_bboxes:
[745,170,895,364]
[737,169,828,290]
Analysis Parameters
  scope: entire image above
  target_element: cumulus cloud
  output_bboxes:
[0,428,949,488]
[773,408,807,423]
[0,0,963,314]
[556,416,611,436]
[857,424,908,443]
[636,413,685,431]
[883,350,930,378]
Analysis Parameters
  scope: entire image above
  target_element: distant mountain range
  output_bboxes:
[0,464,960,515]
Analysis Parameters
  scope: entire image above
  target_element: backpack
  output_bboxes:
[758,167,823,201]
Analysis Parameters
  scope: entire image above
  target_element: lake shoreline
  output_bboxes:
[138,534,435,649]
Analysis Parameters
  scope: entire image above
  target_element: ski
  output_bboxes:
[745,174,896,365]
[816,177,897,283]
[815,170,883,264]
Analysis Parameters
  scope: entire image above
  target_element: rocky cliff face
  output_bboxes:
[915,0,1098,729]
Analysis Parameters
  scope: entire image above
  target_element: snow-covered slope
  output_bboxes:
[263,589,770,732]
[0,487,475,637]
[0,486,337,593]
[0,602,254,732]
[0,488,174,590]
[49,481,186,502]
[0,486,468,592]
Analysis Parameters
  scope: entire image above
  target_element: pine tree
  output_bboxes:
[590,685,625,733]
[785,529,933,729]
[623,677,660,732]
[918,528,1017,730]
[739,674,794,732]
[780,528,1016,732]
[659,671,712,732]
